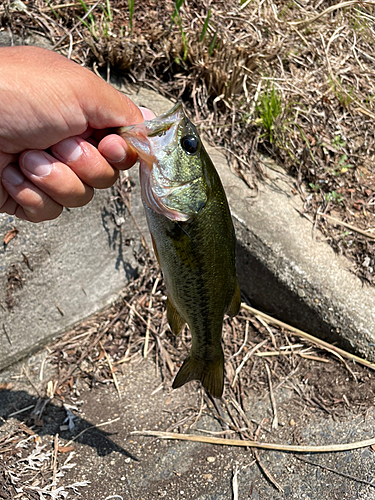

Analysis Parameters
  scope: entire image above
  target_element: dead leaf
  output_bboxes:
[57,445,75,453]
[4,228,18,245]
[0,382,12,390]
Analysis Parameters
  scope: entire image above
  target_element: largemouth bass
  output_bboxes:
[118,103,241,398]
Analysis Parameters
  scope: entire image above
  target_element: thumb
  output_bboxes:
[76,72,145,130]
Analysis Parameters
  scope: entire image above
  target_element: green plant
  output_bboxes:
[46,0,59,19]
[324,190,344,205]
[335,154,353,174]
[309,183,321,192]
[171,0,185,24]
[256,84,282,143]
[332,135,346,149]
[128,0,134,34]
[329,75,354,108]
[200,8,211,43]
[77,0,98,39]
[170,0,189,62]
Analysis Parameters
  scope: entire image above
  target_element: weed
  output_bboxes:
[170,0,189,61]
[329,75,354,108]
[128,0,134,34]
[46,0,59,19]
[171,0,185,26]
[309,183,321,192]
[324,191,344,205]
[256,84,282,143]
[332,135,346,149]
[335,154,353,174]
[208,30,218,56]
[103,0,112,22]
[77,0,98,39]
[200,8,211,43]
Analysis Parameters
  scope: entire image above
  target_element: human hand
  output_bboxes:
[0,46,154,222]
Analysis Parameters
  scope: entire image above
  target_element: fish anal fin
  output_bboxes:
[167,297,186,335]
[172,350,224,398]
[227,281,241,318]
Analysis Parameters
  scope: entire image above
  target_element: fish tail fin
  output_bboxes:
[172,349,224,398]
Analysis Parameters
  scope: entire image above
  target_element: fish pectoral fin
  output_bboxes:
[172,350,224,398]
[167,298,186,335]
[226,281,241,318]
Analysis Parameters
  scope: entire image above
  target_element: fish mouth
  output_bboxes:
[117,102,183,155]
[117,102,192,221]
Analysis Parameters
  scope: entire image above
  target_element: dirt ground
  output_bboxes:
[2,310,375,500]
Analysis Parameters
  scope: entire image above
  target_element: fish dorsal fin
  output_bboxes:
[227,281,241,318]
[167,297,186,335]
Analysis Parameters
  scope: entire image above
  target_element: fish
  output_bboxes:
[118,103,241,398]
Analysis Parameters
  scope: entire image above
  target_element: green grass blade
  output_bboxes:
[128,0,134,34]
[200,8,211,42]
[208,31,218,56]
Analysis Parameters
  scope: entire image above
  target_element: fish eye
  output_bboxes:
[181,135,199,155]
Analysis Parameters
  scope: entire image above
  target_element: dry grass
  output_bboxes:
[0,0,374,285]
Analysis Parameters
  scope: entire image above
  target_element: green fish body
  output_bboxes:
[118,103,240,398]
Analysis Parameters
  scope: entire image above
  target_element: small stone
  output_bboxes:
[289,418,296,426]
[202,474,212,480]
[206,456,216,463]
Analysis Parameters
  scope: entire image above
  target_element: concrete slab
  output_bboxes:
[0,184,148,371]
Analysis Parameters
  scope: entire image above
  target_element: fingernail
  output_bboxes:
[23,151,52,177]
[105,142,126,163]
[139,106,156,120]
[53,138,83,162]
[2,166,24,186]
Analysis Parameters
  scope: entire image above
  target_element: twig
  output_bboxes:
[253,420,284,492]
[228,320,249,361]
[257,316,277,349]
[99,341,121,398]
[190,389,205,428]
[65,417,120,447]
[317,211,375,240]
[8,405,34,417]
[52,0,101,49]
[232,465,240,500]
[124,300,159,336]
[2,324,12,345]
[295,456,375,488]
[289,1,375,27]
[265,364,278,429]
[232,340,268,387]
[132,429,375,453]
[52,434,59,489]
[241,303,375,372]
